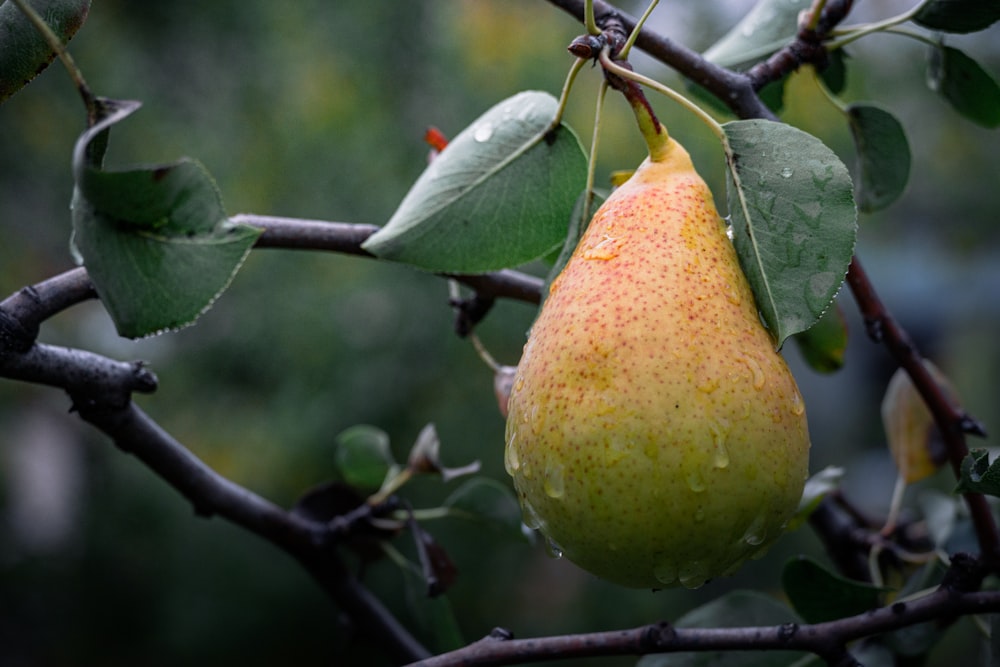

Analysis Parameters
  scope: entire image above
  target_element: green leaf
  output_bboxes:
[782,556,884,623]
[792,302,848,373]
[71,98,261,338]
[913,0,1000,33]
[443,478,526,541]
[0,0,91,104]
[956,448,1000,497]
[361,90,587,272]
[638,591,806,667]
[846,103,911,213]
[722,119,858,346]
[702,0,812,70]
[333,425,396,491]
[927,45,1000,128]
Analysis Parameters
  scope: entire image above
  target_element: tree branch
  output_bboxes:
[242,213,545,305]
[72,398,431,663]
[408,568,1000,667]
[545,0,774,120]
[846,257,999,565]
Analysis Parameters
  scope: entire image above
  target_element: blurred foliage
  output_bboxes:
[1,1,999,666]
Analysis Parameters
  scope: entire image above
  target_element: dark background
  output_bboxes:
[1,1,998,664]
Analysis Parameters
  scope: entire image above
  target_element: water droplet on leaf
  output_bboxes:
[473,123,494,143]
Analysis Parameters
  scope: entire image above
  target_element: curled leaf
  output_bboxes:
[71,98,261,338]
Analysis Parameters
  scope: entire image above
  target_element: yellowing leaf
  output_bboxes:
[881,361,958,483]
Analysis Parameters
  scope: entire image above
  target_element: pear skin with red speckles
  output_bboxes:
[504,137,810,589]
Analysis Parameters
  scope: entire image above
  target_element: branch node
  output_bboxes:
[488,626,515,641]
[777,622,800,642]
[642,621,677,650]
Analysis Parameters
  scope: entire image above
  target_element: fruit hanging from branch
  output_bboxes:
[504,56,811,589]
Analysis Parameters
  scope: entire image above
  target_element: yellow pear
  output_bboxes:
[504,121,810,589]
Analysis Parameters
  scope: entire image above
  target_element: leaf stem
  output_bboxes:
[550,57,588,129]
[10,0,98,124]
[803,0,830,32]
[825,4,925,51]
[619,0,659,60]
[581,80,609,226]
[584,0,600,35]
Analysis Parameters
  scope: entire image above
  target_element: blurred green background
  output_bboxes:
[1,1,998,665]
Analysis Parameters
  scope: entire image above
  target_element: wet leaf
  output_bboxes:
[701,0,812,70]
[638,591,805,667]
[927,45,1000,128]
[881,361,957,483]
[846,103,911,212]
[0,0,91,103]
[722,119,857,346]
[362,90,587,272]
[913,0,1000,34]
[334,425,396,491]
[782,556,885,623]
[71,98,261,338]
[792,302,848,373]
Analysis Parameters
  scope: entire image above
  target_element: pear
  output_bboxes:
[504,101,810,589]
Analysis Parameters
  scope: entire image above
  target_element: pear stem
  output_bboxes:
[600,52,726,144]
[598,48,671,162]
